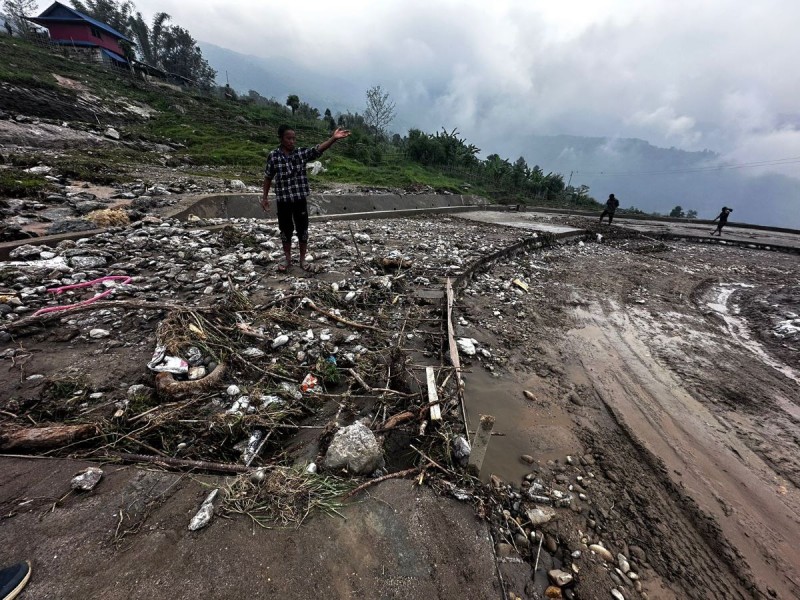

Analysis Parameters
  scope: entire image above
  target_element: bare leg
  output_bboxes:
[283,242,292,269]
[299,242,308,269]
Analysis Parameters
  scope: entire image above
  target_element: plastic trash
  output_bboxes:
[301,374,318,393]
[241,430,263,465]
[147,344,189,374]
[512,278,529,292]
[188,489,219,531]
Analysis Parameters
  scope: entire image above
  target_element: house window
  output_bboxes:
[90,26,102,39]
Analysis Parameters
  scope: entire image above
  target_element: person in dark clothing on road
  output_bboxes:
[599,193,620,225]
[711,206,733,236]
[262,124,350,272]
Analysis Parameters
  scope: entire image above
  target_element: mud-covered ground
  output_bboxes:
[452,216,799,599]
[1,212,798,599]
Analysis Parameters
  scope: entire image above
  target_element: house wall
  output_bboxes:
[45,22,124,55]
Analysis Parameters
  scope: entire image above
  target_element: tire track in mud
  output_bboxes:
[570,301,800,599]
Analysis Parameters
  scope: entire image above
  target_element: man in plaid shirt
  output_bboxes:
[262,124,350,272]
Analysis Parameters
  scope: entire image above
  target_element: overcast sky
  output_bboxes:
[35,0,800,177]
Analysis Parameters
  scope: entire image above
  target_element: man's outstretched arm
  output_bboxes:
[317,128,351,152]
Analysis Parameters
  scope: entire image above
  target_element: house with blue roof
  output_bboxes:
[28,1,134,67]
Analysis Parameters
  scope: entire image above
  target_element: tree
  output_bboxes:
[2,0,37,34]
[286,94,299,114]
[128,11,171,66]
[669,205,685,218]
[364,85,396,136]
[160,24,215,87]
[686,209,698,219]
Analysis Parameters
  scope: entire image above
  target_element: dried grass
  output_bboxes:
[85,208,129,227]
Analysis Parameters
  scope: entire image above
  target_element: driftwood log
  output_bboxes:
[0,423,98,451]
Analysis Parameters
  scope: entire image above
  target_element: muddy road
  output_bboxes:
[454,216,799,598]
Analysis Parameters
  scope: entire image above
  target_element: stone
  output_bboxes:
[548,569,573,587]
[495,542,515,558]
[628,545,646,562]
[456,337,477,356]
[8,244,41,259]
[104,127,121,140]
[589,544,614,562]
[526,507,557,526]
[226,385,241,396]
[272,334,289,348]
[521,454,535,464]
[544,534,558,553]
[70,467,103,491]
[127,384,154,401]
[617,553,630,574]
[188,366,207,380]
[70,255,107,269]
[611,590,625,600]
[323,421,385,475]
[544,586,563,599]
[89,328,110,339]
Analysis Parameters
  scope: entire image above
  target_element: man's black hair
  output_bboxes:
[278,124,294,140]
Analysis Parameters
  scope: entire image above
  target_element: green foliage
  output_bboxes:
[0,170,50,197]
[286,94,299,114]
[686,209,698,219]
[669,205,685,218]
[364,85,396,136]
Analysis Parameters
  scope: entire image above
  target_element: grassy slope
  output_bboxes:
[1,35,601,207]
[1,36,474,193]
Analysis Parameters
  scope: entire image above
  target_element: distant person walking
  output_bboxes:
[599,193,620,225]
[261,124,350,272]
[711,206,733,236]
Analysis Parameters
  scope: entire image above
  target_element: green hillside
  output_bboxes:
[1,34,599,207]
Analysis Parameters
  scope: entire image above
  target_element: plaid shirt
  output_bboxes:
[264,145,323,202]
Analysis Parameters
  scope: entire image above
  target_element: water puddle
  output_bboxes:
[707,284,800,385]
[462,367,580,483]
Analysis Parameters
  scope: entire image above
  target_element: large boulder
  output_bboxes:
[323,422,385,475]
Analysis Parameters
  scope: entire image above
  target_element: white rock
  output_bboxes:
[104,127,121,140]
[611,590,625,600]
[589,544,614,562]
[456,338,477,356]
[70,467,103,491]
[323,422,384,474]
[89,328,110,339]
[272,334,289,348]
[617,553,630,574]
[226,385,241,396]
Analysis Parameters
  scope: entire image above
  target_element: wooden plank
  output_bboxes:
[426,366,442,421]
[467,414,496,476]
[445,277,470,441]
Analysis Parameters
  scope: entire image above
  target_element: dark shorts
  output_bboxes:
[276,199,309,243]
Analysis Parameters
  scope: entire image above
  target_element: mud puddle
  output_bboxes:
[463,367,580,483]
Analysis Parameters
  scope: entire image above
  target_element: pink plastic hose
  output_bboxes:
[32,275,132,317]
